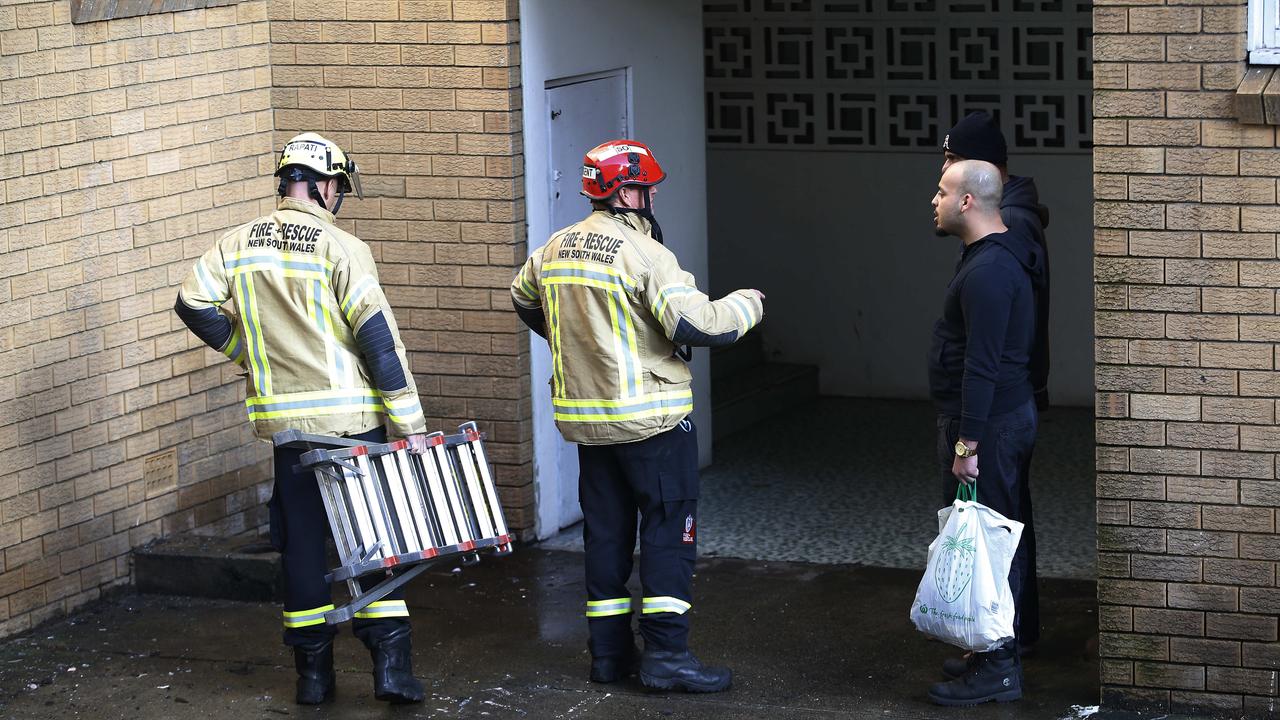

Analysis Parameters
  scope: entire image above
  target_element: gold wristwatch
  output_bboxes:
[954,440,977,458]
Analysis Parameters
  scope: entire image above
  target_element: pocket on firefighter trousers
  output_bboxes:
[649,465,699,551]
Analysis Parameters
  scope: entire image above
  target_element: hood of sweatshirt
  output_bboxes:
[980,228,1046,288]
[1002,175,1050,230]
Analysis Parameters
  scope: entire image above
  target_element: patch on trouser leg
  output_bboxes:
[655,468,698,550]
[681,513,696,544]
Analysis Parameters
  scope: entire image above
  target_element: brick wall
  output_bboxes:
[0,0,533,642]
[0,1,276,637]
[266,0,533,528]
[1094,1,1280,716]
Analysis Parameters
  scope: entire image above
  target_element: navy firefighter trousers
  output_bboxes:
[269,426,409,647]
[578,418,700,659]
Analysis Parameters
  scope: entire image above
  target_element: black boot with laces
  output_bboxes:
[928,644,1022,706]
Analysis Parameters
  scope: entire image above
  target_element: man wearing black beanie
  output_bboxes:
[927,112,1051,704]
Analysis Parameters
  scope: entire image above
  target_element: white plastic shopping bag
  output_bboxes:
[909,484,1024,652]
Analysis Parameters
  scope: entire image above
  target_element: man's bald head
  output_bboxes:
[946,160,1003,212]
[932,159,1007,242]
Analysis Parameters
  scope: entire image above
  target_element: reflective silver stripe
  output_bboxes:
[282,604,335,628]
[641,596,691,615]
[585,598,632,618]
[354,600,409,619]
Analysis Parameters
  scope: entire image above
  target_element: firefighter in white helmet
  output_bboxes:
[512,139,765,692]
[174,132,427,705]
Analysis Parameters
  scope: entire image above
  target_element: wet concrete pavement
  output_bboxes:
[0,547,1114,719]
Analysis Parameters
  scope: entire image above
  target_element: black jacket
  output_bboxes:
[928,227,1046,439]
[1001,175,1051,409]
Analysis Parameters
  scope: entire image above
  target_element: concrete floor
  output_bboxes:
[546,398,1096,579]
[0,549,1112,720]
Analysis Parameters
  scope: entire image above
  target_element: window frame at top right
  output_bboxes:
[1249,0,1280,65]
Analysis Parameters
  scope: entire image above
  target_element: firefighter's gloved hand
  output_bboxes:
[750,289,766,300]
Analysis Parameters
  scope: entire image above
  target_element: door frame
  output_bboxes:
[527,67,633,540]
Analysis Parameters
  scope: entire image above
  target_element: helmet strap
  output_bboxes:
[331,191,345,216]
[306,178,327,211]
[606,186,663,244]
[637,186,663,244]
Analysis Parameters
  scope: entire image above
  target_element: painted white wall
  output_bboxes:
[708,151,1094,406]
[520,0,712,540]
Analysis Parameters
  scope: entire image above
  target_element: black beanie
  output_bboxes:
[942,111,1007,166]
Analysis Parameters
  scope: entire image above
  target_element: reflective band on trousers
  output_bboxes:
[641,596,691,615]
[585,598,632,618]
[282,604,335,628]
[354,599,410,619]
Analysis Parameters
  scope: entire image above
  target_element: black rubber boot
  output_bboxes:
[590,644,639,684]
[639,649,732,693]
[293,638,335,705]
[928,645,1022,706]
[364,625,425,704]
[941,651,978,679]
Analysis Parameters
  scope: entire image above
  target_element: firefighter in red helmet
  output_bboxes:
[512,140,766,692]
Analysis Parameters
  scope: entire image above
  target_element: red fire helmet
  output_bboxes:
[579,139,666,200]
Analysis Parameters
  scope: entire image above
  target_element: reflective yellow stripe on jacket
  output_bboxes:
[552,390,694,423]
[236,272,272,396]
[247,389,383,421]
[545,285,566,397]
[382,393,426,427]
[542,261,643,399]
[222,326,246,365]
[225,250,334,280]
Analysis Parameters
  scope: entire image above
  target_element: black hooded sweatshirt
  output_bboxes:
[1001,175,1052,411]
[928,179,1049,439]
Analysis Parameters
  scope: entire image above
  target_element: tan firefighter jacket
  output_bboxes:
[177,197,426,440]
[512,210,763,445]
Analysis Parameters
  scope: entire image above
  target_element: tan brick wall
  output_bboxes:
[1095,1,1280,716]
[0,1,276,637]
[267,0,533,529]
[0,0,533,641]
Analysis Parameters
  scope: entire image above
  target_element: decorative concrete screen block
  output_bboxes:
[704,0,1093,151]
[70,0,242,24]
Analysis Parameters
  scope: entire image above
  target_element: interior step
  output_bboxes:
[710,328,764,381]
[134,530,283,602]
[711,361,819,441]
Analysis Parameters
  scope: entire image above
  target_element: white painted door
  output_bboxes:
[533,71,629,538]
